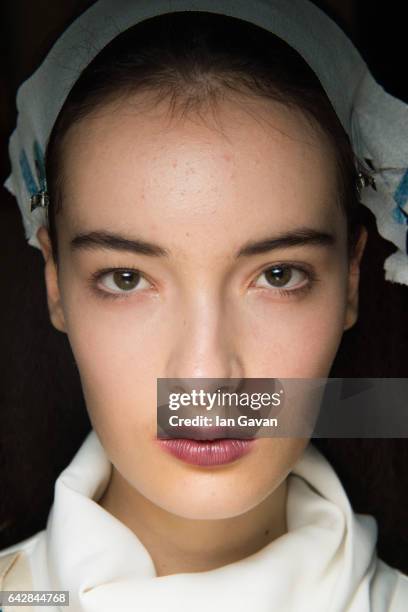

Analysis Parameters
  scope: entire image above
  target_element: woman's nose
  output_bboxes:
[164,298,245,384]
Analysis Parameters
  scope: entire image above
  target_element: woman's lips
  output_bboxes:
[156,437,257,466]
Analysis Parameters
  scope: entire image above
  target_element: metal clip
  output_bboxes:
[30,190,50,212]
[30,140,49,212]
[357,171,376,195]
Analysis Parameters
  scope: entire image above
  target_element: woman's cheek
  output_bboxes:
[59,289,164,416]
[61,276,160,363]
[242,279,346,377]
[63,297,159,442]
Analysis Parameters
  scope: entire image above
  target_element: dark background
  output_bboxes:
[0,1,407,573]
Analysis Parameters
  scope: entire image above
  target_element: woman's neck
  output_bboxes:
[98,467,288,577]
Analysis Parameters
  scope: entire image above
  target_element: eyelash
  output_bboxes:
[88,266,146,301]
[88,264,319,301]
[255,264,318,298]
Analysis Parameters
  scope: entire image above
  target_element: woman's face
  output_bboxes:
[38,92,365,519]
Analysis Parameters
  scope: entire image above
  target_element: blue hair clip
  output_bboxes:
[19,140,49,212]
[31,141,49,212]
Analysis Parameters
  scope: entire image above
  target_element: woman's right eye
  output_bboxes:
[96,269,151,296]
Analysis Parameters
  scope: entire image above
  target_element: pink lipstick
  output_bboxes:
[156,437,256,466]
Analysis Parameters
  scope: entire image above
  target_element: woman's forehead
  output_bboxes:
[60,95,340,239]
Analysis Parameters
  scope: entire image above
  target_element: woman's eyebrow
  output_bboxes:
[69,227,336,257]
[236,227,336,257]
[70,231,169,256]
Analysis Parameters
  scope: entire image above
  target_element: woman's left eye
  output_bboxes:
[253,264,310,294]
[95,269,151,296]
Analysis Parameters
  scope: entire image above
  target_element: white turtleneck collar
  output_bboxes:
[27,429,406,611]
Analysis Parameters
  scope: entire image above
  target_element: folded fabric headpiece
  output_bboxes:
[4,0,408,285]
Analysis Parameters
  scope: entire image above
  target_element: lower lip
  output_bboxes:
[156,438,256,466]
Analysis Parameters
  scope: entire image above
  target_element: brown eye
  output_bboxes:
[112,270,140,291]
[254,265,307,290]
[264,266,293,287]
[99,269,151,294]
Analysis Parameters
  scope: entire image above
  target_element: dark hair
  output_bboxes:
[45,10,366,265]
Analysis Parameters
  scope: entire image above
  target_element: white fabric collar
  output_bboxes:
[32,429,400,611]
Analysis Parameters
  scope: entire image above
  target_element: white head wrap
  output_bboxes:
[4,0,408,285]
